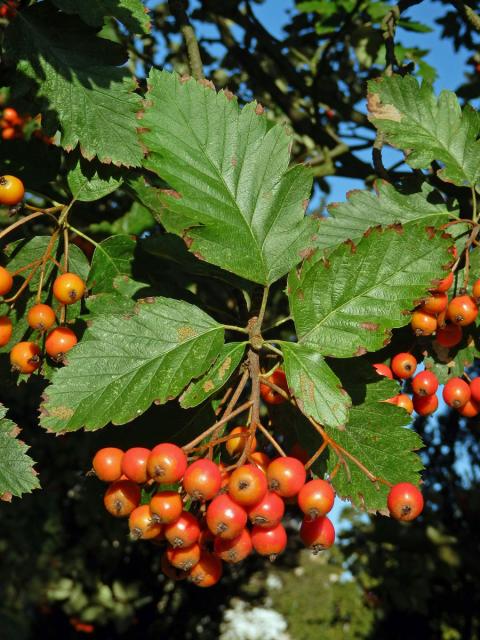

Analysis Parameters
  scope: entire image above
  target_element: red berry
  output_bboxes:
[298,479,335,519]
[422,292,448,314]
[206,494,247,539]
[228,464,268,507]
[387,482,424,521]
[147,443,187,484]
[267,456,306,498]
[457,398,480,418]
[10,341,41,374]
[447,295,478,326]
[92,447,124,482]
[432,271,454,293]
[472,278,480,299]
[187,551,222,587]
[300,516,335,552]
[45,326,77,360]
[166,543,201,571]
[27,303,56,331]
[149,490,183,524]
[103,480,140,517]
[249,451,271,473]
[410,310,437,336]
[390,353,417,379]
[251,523,287,557]
[183,459,222,501]
[443,377,471,409]
[164,511,201,548]
[128,504,162,540]
[412,393,438,416]
[247,491,285,528]
[214,528,252,563]
[52,272,86,305]
[435,324,462,348]
[386,394,413,415]
[3,108,21,125]
[0,315,13,347]
[0,266,13,296]
[121,447,151,484]
[411,370,439,396]
[260,369,289,405]
[470,377,480,403]
[372,363,393,379]
[226,426,257,457]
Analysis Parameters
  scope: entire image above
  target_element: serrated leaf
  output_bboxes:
[368,75,480,187]
[289,221,452,358]
[6,4,143,167]
[180,342,247,409]
[88,235,135,294]
[140,70,317,285]
[67,154,124,202]
[0,405,39,499]
[326,379,424,513]
[316,180,454,251]
[280,341,351,428]
[51,0,150,34]
[40,298,224,432]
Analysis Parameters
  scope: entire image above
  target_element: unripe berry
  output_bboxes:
[228,464,268,506]
[298,479,335,519]
[251,523,287,558]
[267,456,306,498]
[300,515,335,552]
[103,480,141,517]
[447,295,478,326]
[92,447,124,482]
[206,494,247,539]
[390,353,417,379]
[443,377,471,409]
[214,528,252,563]
[387,482,424,521]
[164,511,201,548]
[183,459,222,501]
[411,370,439,396]
[147,443,187,484]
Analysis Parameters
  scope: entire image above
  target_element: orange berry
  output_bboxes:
[422,292,448,315]
[0,175,24,206]
[447,295,478,326]
[27,303,56,331]
[435,324,462,348]
[226,426,257,457]
[0,266,13,296]
[45,326,77,359]
[410,310,437,336]
[10,341,41,374]
[52,272,86,305]
[0,315,13,347]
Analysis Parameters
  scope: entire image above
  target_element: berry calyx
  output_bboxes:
[435,324,462,348]
[443,377,471,409]
[164,511,201,548]
[411,370,439,396]
[390,352,417,379]
[128,504,162,540]
[27,303,56,331]
[45,326,77,360]
[147,443,187,484]
[300,515,335,552]
[0,175,24,205]
[225,426,257,457]
[0,266,13,296]
[214,528,253,563]
[251,523,287,558]
[267,456,306,498]
[183,459,222,501]
[206,494,247,539]
[0,316,13,347]
[298,479,335,520]
[92,447,124,482]
[52,272,86,305]
[447,295,478,326]
[247,491,285,528]
[150,490,183,524]
[103,480,140,517]
[10,341,41,374]
[228,464,268,507]
[260,369,289,405]
[410,310,437,336]
[121,447,151,484]
[387,482,424,521]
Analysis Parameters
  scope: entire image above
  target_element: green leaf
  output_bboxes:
[140,70,317,285]
[316,180,454,252]
[67,154,124,202]
[280,342,351,429]
[289,221,452,358]
[0,405,40,499]
[88,235,135,294]
[426,331,479,384]
[180,342,247,409]
[40,298,224,432]
[51,0,150,34]
[89,202,154,235]
[326,379,424,513]
[6,4,143,167]
[368,75,480,188]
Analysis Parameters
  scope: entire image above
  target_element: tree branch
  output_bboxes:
[168,0,204,80]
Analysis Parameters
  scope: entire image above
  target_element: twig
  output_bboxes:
[256,422,287,457]
[168,0,204,80]
[0,210,58,242]
[183,400,253,451]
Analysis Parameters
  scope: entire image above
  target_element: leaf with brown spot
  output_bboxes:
[180,342,246,409]
[0,405,40,499]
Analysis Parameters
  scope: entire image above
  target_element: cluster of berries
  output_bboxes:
[0,1,17,20]
[410,269,478,342]
[0,175,85,371]
[0,106,53,143]
[92,440,423,588]
[377,353,480,418]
